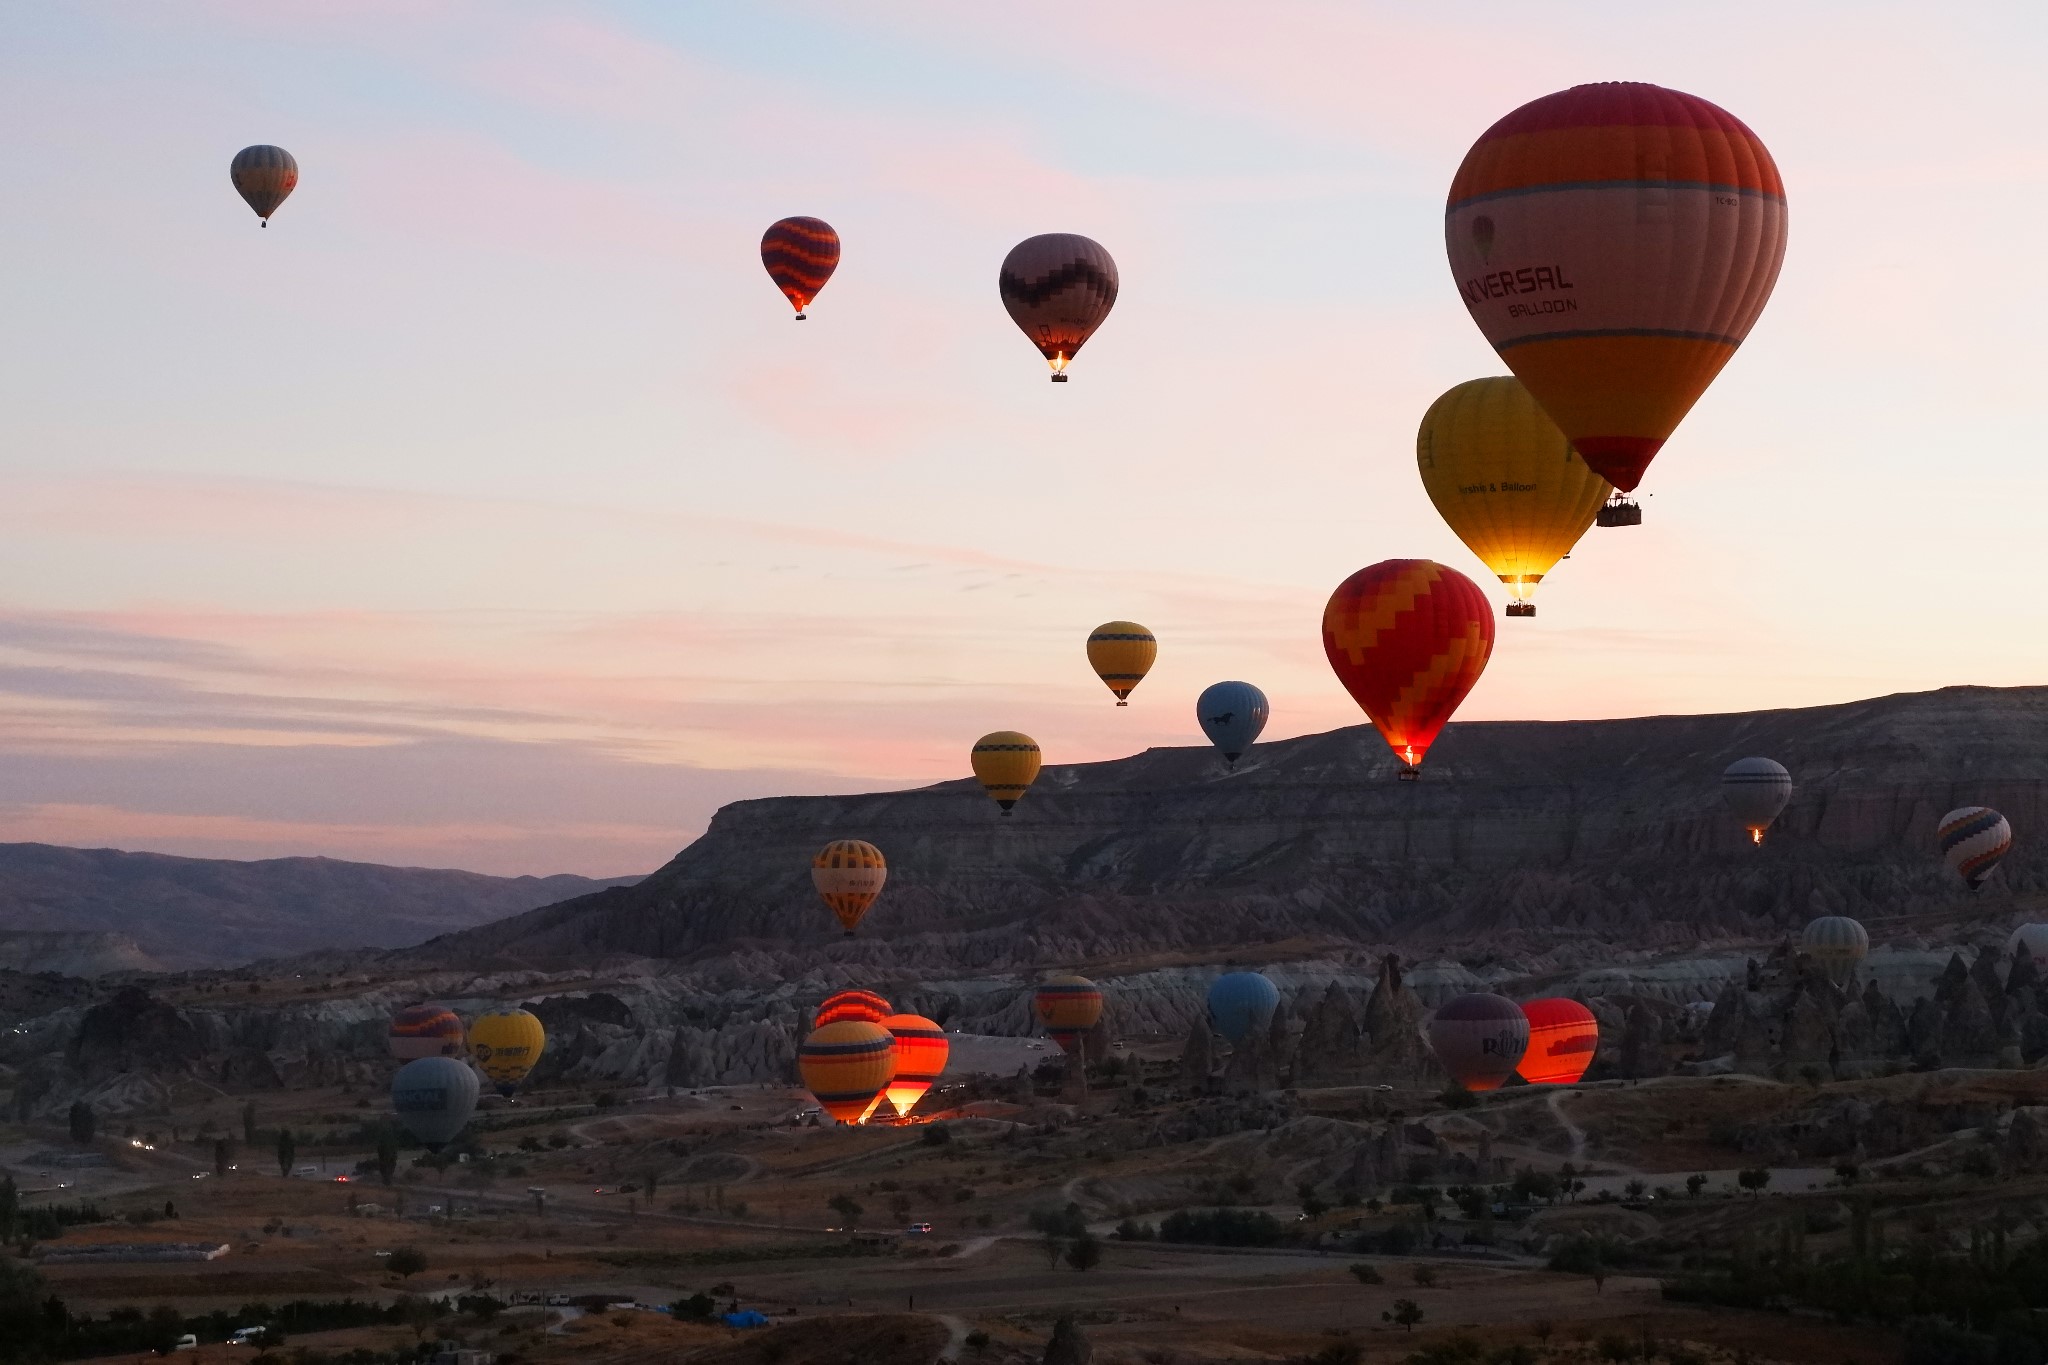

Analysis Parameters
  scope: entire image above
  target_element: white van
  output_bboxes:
[231,1326,269,1345]
[172,1334,198,1352]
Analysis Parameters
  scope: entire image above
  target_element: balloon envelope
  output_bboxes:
[880,1014,949,1119]
[391,1056,479,1151]
[760,216,840,317]
[999,234,1118,378]
[2008,924,2048,971]
[1800,916,1869,984]
[1445,83,1787,493]
[1416,377,1609,611]
[468,1009,546,1098]
[1033,975,1102,1055]
[231,145,298,222]
[1086,621,1156,705]
[815,990,892,1029]
[1322,560,1495,773]
[971,732,1041,813]
[388,1003,465,1062]
[1516,998,1598,1086]
[1722,758,1792,843]
[798,1020,896,1124]
[1429,993,1529,1092]
[1196,682,1269,763]
[1207,972,1280,1044]
[812,840,887,935]
[1939,807,2012,890]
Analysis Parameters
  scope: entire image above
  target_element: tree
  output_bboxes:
[1532,1320,1554,1346]
[1738,1168,1773,1198]
[1623,1178,1647,1202]
[1383,1299,1424,1332]
[644,1170,661,1205]
[387,1246,428,1279]
[1834,1161,1860,1186]
[376,1131,399,1186]
[1412,1265,1437,1288]
[1348,1263,1383,1286]
[0,1175,17,1244]
[1685,1173,1708,1199]
[1298,1180,1330,1219]
[827,1193,863,1228]
[275,1130,296,1179]
[1065,1232,1101,1272]
[1040,1231,1066,1270]
[242,1101,257,1146]
[213,1139,231,1179]
[66,1101,95,1147]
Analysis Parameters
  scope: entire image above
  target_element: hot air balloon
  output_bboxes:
[1428,993,1529,1092]
[1416,377,1611,617]
[1196,681,1269,766]
[1939,807,2012,890]
[388,1003,465,1062]
[1322,560,1495,777]
[1033,975,1102,1055]
[798,1020,896,1124]
[231,145,298,226]
[999,234,1117,381]
[761,216,840,320]
[1515,998,1598,1086]
[812,840,887,935]
[2007,924,2048,971]
[1800,916,1869,985]
[971,731,1041,814]
[1445,84,1787,517]
[390,1055,479,1152]
[1086,621,1156,706]
[1206,972,1280,1045]
[1722,758,1793,844]
[880,1014,949,1119]
[468,1008,546,1098]
[814,990,893,1029]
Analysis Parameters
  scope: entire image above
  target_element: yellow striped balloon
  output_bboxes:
[971,731,1041,815]
[880,1013,950,1119]
[798,1020,897,1125]
[468,1008,546,1098]
[1416,378,1610,617]
[1032,974,1103,1055]
[1085,621,1157,705]
[811,839,887,935]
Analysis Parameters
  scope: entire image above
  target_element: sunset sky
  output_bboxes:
[2,3,2045,876]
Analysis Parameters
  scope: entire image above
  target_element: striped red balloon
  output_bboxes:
[1322,560,1495,775]
[760,216,840,319]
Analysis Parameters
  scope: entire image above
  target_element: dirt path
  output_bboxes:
[1547,1087,1587,1162]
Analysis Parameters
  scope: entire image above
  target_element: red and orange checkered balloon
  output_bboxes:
[1322,559,1495,774]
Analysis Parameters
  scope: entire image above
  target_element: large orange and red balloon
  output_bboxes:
[1515,998,1599,1086]
[798,1020,897,1125]
[761,217,840,319]
[880,1014,950,1119]
[1322,560,1495,774]
[1445,83,1788,494]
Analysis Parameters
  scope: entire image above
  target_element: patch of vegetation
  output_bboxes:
[596,1241,885,1269]
[1158,1207,1288,1248]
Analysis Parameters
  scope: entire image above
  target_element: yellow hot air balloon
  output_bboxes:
[1085,621,1156,705]
[468,1008,546,1098]
[970,731,1041,814]
[812,840,886,935]
[1416,378,1611,618]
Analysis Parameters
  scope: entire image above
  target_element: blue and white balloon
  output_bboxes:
[1196,681,1269,764]
[1207,971,1280,1044]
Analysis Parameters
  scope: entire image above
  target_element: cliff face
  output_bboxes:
[0,843,641,970]
[415,685,2048,971]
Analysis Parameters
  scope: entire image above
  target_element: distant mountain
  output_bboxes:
[409,685,2047,972]
[0,843,641,971]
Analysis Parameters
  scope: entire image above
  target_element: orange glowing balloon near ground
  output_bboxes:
[1032,975,1102,1055]
[1515,998,1599,1086]
[814,990,892,1029]
[880,1014,949,1118]
[1322,560,1495,777]
[1445,83,1788,496]
[798,1020,897,1125]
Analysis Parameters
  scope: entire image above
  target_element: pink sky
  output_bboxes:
[0,3,2043,874]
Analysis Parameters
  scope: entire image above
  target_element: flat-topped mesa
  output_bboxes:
[411,685,2048,971]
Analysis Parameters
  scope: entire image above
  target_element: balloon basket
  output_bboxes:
[1596,498,1642,527]
[1050,373,1068,383]
[1505,602,1535,618]
[1396,766,1420,783]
